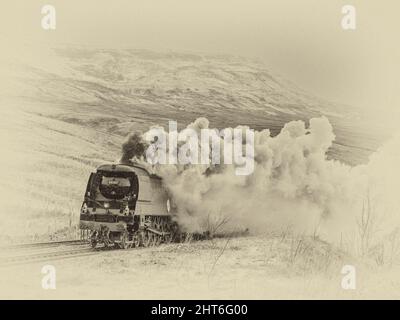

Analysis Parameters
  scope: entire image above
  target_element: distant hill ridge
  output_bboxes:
[3,45,384,165]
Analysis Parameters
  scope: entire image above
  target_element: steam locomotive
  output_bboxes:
[79,162,178,249]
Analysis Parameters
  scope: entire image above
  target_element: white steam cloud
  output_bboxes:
[127,117,400,247]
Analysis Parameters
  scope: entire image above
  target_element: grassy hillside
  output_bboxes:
[0,100,121,241]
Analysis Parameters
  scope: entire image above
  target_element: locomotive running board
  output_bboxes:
[146,227,171,236]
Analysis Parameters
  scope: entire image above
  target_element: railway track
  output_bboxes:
[0,240,96,267]
[0,239,88,251]
[0,233,208,267]
[0,247,99,267]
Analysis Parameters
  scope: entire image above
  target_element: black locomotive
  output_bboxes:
[79,162,177,249]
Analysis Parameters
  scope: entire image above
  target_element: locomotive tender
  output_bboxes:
[79,162,177,249]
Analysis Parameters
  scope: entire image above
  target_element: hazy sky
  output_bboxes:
[2,0,400,118]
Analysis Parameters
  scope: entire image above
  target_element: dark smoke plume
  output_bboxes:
[120,131,148,164]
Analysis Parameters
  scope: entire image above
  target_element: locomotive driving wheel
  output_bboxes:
[163,233,172,244]
[156,234,163,246]
[90,231,98,248]
[142,231,153,247]
[151,234,159,246]
[90,238,98,248]
[119,231,132,249]
[132,234,141,248]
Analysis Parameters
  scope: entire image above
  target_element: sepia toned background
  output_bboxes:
[0,1,399,299]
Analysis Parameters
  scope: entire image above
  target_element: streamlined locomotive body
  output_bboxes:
[79,163,177,249]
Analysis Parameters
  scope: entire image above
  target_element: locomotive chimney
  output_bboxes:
[119,153,134,165]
